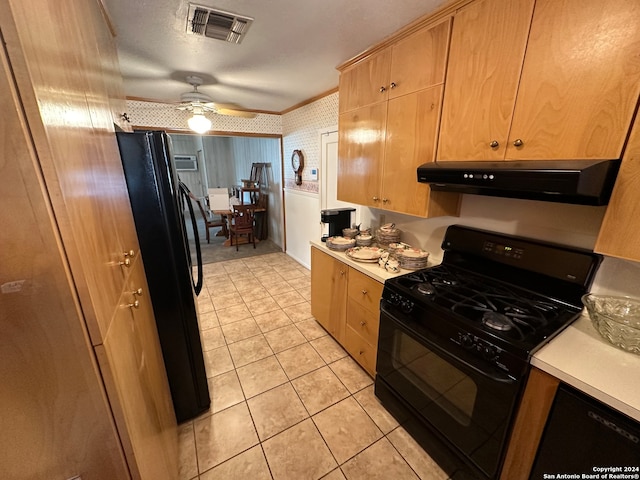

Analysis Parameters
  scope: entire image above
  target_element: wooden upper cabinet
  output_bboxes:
[1,0,140,344]
[438,0,640,162]
[337,102,387,207]
[595,112,640,261]
[383,85,457,216]
[437,0,535,161]
[338,18,460,217]
[506,0,640,160]
[388,19,450,100]
[339,49,391,114]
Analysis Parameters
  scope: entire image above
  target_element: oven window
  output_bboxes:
[391,331,477,426]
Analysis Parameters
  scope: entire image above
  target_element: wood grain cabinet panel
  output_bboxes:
[96,257,178,480]
[595,113,640,261]
[438,0,640,162]
[506,0,640,160]
[339,49,391,114]
[311,247,349,343]
[338,19,460,218]
[0,0,178,478]
[438,0,534,161]
[310,247,384,377]
[0,37,130,480]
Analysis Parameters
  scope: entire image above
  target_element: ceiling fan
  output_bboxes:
[177,75,256,132]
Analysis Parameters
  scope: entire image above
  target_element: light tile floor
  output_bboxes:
[179,252,449,480]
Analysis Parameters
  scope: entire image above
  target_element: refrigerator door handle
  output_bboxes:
[179,184,204,296]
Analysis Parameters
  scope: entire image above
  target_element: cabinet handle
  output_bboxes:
[120,112,131,123]
[382,198,388,204]
[119,258,131,268]
[131,288,143,296]
[379,86,386,93]
[361,289,368,295]
[360,321,366,326]
[390,82,397,89]
[124,250,135,257]
[340,270,345,276]
[359,350,365,355]
[513,138,523,147]
[127,300,140,309]
[372,196,379,202]
[489,140,499,148]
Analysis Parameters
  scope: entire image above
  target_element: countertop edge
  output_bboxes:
[309,240,405,283]
[532,314,640,422]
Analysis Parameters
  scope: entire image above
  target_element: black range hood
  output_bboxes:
[417,159,621,206]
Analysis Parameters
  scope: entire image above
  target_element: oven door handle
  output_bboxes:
[384,311,517,384]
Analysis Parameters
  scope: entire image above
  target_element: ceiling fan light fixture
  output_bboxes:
[187,113,212,134]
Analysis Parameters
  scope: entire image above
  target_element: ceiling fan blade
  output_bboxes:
[214,108,257,118]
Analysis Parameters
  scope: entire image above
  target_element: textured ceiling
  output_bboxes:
[102,0,446,113]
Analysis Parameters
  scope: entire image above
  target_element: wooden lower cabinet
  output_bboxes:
[311,246,349,343]
[311,247,383,376]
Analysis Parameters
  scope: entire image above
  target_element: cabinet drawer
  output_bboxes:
[347,268,383,312]
[346,300,380,347]
[344,325,376,376]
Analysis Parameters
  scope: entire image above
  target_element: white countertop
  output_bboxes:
[310,240,409,283]
[532,313,640,422]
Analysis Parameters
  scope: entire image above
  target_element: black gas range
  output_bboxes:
[375,225,602,479]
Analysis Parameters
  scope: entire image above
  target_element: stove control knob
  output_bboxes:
[400,299,414,314]
[460,334,475,349]
[481,345,497,360]
[388,293,401,306]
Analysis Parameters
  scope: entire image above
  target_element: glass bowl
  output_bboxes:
[581,294,640,355]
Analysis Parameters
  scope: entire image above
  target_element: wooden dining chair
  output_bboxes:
[228,204,256,250]
[195,198,226,243]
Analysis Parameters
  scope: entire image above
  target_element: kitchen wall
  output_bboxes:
[282,92,339,266]
[358,195,640,297]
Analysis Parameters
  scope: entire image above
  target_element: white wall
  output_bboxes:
[282,92,339,266]
[358,195,640,297]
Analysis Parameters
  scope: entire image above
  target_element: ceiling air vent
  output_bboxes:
[187,4,253,44]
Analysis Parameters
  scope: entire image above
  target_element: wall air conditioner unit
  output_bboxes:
[174,155,198,171]
[186,4,253,44]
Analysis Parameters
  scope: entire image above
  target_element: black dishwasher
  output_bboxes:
[529,385,640,479]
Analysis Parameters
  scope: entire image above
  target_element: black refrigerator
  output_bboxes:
[116,130,210,422]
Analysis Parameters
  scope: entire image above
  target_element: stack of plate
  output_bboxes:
[326,236,356,251]
[355,234,373,246]
[387,242,413,258]
[376,223,401,247]
[397,248,430,270]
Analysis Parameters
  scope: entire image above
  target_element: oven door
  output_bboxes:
[376,309,523,479]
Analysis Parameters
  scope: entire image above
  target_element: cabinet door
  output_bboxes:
[96,260,178,480]
[0,40,130,479]
[595,113,640,261]
[310,247,348,343]
[382,85,443,216]
[388,18,451,100]
[337,103,387,206]
[1,0,139,344]
[338,49,391,113]
[437,0,534,161]
[506,0,640,160]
